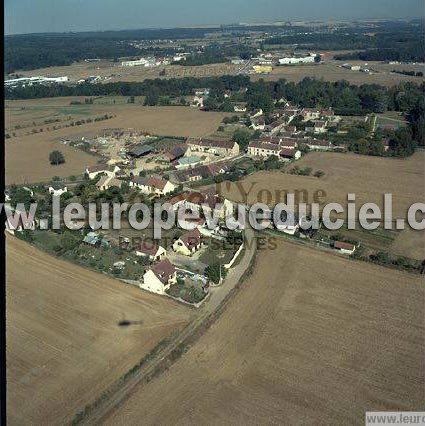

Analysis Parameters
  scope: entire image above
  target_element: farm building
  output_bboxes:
[186,138,240,156]
[127,144,154,158]
[305,139,334,151]
[279,53,316,65]
[176,156,202,170]
[334,241,356,255]
[157,146,187,163]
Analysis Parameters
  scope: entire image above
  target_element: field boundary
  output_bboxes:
[72,228,257,425]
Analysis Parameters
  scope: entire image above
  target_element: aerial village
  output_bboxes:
[6,88,381,306]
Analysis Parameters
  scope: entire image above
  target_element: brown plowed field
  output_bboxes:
[106,238,425,425]
[6,235,193,425]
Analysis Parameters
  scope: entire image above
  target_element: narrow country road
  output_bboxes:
[76,226,257,425]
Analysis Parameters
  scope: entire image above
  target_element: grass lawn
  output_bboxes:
[198,238,239,266]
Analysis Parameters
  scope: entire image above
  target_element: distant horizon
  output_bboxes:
[5,16,422,37]
[5,0,422,35]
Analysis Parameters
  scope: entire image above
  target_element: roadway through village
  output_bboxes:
[76,226,257,425]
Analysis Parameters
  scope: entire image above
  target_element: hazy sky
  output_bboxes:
[5,0,423,35]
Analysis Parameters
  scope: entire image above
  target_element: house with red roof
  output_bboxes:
[130,176,175,196]
[141,258,177,294]
[334,241,356,255]
[135,240,167,261]
[172,228,203,256]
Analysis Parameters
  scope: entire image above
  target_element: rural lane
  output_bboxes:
[77,226,257,425]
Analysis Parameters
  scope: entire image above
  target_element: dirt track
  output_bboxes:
[6,235,193,425]
[105,237,425,425]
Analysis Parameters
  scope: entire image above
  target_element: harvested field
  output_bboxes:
[5,100,228,184]
[217,151,425,259]
[11,60,240,83]
[219,151,425,216]
[6,235,193,425]
[106,238,425,424]
[251,61,424,86]
[10,59,423,87]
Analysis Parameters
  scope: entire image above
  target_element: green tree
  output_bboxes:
[49,150,65,165]
[205,263,228,284]
[232,128,251,151]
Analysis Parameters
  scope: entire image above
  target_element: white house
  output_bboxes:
[86,164,120,180]
[95,175,123,191]
[170,191,234,220]
[141,259,177,295]
[130,176,175,196]
[173,228,203,256]
[135,241,167,261]
[248,141,281,158]
[275,212,304,235]
[48,184,68,196]
[334,241,356,255]
[234,105,247,112]
[186,138,240,156]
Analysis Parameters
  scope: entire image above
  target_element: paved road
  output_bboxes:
[77,226,256,425]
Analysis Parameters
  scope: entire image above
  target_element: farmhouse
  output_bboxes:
[280,148,302,160]
[86,164,120,180]
[135,241,167,261]
[173,228,203,256]
[248,140,281,158]
[130,176,175,196]
[187,138,239,156]
[264,119,286,136]
[279,138,298,149]
[48,183,68,196]
[96,175,123,191]
[334,241,356,255]
[141,258,177,295]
